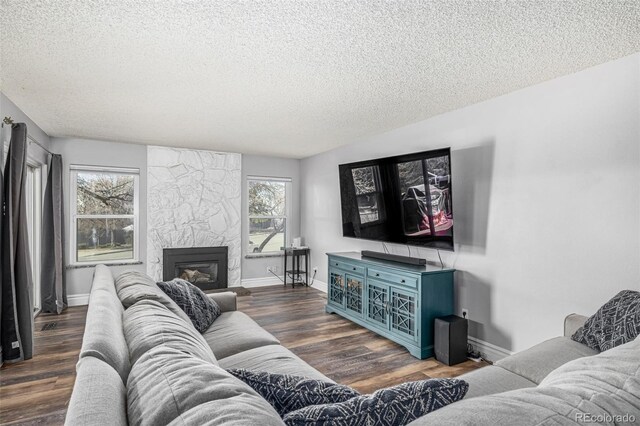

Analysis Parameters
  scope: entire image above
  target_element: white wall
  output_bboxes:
[241,155,301,280]
[300,53,640,354]
[50,137,148,299]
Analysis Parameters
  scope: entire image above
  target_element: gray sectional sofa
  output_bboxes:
[66,266,640,425]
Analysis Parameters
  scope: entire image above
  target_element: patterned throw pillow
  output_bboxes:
[572,290,640,352]
[156,278,221,333]
[282,378,468,426]
[227,369,360,417]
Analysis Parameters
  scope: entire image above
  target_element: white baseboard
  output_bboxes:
[67,293,90,307]
[309,279,327,293]
[468,336,513,362]
[240,277,284,288]
[240,276,328,293]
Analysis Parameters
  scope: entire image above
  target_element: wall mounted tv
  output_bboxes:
[339,147,454,251]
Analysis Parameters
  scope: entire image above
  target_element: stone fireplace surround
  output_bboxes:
[147,146,242,286]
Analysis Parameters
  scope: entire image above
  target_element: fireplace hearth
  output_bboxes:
[163,247,228,291]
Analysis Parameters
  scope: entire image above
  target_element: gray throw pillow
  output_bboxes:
[227,369,360,417]
[282,378,468,426]
[572,290,640,352]
[157,278,221,333]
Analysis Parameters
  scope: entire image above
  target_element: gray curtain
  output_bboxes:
[41,154,66,314]
[1,123,34,364]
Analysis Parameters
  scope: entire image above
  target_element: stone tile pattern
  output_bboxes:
[147,146,241,286]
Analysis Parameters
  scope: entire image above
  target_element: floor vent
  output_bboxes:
[41,322,57,332]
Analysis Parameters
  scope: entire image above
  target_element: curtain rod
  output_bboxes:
[3,116,55,156]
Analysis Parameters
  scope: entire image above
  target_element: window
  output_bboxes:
[247,177,291,255]
[70,166,139,264]
[26,163,43,311]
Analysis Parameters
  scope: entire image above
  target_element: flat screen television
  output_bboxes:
[339,147,454,251]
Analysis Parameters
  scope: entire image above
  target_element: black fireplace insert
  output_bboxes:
[162,247,228,291]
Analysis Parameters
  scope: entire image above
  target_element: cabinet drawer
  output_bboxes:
[329,259,365,275]
[367,268,418,289]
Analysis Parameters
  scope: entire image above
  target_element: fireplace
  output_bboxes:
[163,247,228,291]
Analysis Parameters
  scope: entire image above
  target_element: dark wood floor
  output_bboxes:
[0,285,486,425]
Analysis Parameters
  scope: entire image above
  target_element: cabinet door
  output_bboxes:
[366,280,389,328]
[389,287,418,342]
[345,274,364,317]
[328,269,345,308]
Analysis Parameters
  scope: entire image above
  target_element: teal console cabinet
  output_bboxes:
[326,252,455,359]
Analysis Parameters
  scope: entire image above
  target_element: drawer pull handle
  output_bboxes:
[375,273,380,277]
[401,279,406,283]
[353,267,356,271]
[335,263,339,266]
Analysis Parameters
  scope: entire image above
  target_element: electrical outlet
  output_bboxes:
[461,308,469,319]
[313,266,318,272]
[266,266,278,274]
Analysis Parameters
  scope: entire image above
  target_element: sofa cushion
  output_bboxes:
[408,336,640,426]
[572,289,640,352]
[218,345,332,382]
[283,378,468,426]
[79,288,130,384]
[207,291,237,313]
[157,278,221,332]
[90,264,118,298]
[495,337,597,384]
[228,369,360,417]
[457,365,536,399]
[541,335,640,406]
[115,270,194,327]
[127,346,283,426]
[65,357,127,426]
[203,311,280,359]
[123,299,217,366]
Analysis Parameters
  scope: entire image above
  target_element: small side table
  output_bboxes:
[283,247,310,287]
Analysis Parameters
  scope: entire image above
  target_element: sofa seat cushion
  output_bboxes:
[541,335,640,406]
[79,288,130,384]
[65,357,127,426]
[218,345,332,382]
[115,270,194,327]
[123,299,217,366]
[202,311,280,359]
[408,336,640,426]
[127,346,284,426]
[457,365,536,399]
[495,337,598,384]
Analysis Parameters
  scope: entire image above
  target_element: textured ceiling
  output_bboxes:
[1,1,639,158]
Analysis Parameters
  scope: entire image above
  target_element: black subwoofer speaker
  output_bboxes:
[434,315,468,366]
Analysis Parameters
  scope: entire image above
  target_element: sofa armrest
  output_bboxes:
[207,292,237,312]
[564,313,588,337]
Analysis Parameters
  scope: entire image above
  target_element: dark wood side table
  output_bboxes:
[283,247,310,287]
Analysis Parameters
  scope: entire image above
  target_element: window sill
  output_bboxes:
[66,261,143,270]
[245,252,284,259]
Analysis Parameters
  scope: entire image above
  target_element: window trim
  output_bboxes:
[246,175,292,256]
[68,165,140,266]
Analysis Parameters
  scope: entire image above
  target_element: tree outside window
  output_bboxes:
[71,167,139,263]
[247,178,290,254]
